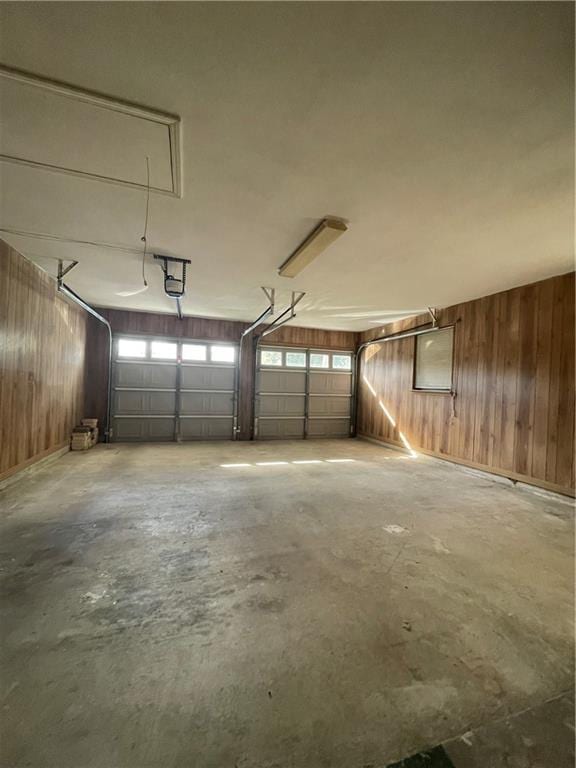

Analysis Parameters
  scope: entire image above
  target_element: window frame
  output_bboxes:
[150,340,178,361]
[209,344,236,364]
[309,352,330,369]
[260,348,284,367]
[412,326,455,394]
[258,347,354,370]
[116,337,148,359]
[181,343,208,362]
[284,350,307,369]
[114,335,239,365]
[331,353,352,371]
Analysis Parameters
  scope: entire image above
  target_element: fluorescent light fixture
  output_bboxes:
[292,460,323,465]
[325,459,356,463]
[255,461,290,466]
[279,218,348,278]
[220,463,252,468]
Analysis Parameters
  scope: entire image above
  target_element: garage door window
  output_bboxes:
[151,341,177,360]
[182,344,207,361]
[286,352,306,367]
[332,354,351,370]
[211,345,235,363]
[310,353,329,368]
[261,350,283,366]
[118,338,147,358]
[414,327,454,391]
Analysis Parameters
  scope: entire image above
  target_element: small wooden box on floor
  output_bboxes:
[71,420,99,451]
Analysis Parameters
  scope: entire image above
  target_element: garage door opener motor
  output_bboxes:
[154,254,192,319]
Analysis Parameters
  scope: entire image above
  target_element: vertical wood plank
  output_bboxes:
[554,275,575,488]
[531,279,554,481]
[513,284,539,476]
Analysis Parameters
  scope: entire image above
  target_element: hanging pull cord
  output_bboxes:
[450,390,457,420]
[140,156,151,288]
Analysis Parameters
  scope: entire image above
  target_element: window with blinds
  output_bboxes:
[414,327,454,391]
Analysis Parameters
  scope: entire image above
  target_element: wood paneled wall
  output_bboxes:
[357,272,575,495]
[96,308,248,342]
[86,307,358,440]
[0,240,88,480]
[94,307,358,349]
[4,239,571,492]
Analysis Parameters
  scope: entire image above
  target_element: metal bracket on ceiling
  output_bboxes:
[57,259,79,285]
[240,287,276,338]
[260,291,306,338]
[261,286,275,310]
[427,306,438,327]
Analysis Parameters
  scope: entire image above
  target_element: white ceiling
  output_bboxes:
[0,2,573,331]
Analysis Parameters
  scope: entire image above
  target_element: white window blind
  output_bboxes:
[414,328,454,390]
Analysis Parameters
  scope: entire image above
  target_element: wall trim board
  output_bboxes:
[0,443,70,489]
[358,433,576,499]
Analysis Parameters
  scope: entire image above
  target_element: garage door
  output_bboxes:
[111,336,237,441]
[255,346,354,439]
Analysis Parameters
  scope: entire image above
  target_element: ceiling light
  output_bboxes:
[279,218,347,278]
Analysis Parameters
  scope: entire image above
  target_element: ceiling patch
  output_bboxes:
[0,66,181,196]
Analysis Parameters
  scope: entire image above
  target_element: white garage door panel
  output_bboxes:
[180,417,233,440]
[258,419,305,439]
[180,391,233,416]
[258,394,306,417]
[113,390,176,415]
[309,372,352,395]
[258,370,306,393]
[308,395,351,417]
[181,366,235,390]
[113,417,175,441]
[308,418,350,438]
[115,362,177,389]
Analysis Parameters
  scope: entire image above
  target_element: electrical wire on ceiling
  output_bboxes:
[3,157,156,296]
[141,155,151,287]
[0,228,143,254]
[117,155,151,297]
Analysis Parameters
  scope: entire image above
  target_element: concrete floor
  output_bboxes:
[0,439,573,768]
